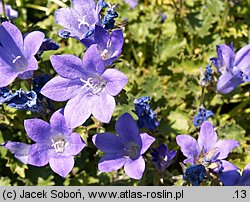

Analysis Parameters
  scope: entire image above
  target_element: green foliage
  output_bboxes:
[0,0,250,186]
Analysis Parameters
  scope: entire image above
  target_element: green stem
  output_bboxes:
[1,0,7,18]
[200,86,205,106]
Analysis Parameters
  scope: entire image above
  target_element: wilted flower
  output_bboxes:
[36,38,59,60]
[41,45,128,128]
[55,0,105,40]
[81,25,124,66]
[101,3,118,30]
[0,2,18,19]
[200,64,213,86]
[183,164,206,186]
[176,121,240,185]
[210,43,250,94]
[0,22,44,87]
[193,106,214,127]
[151,143,176,172]
[92,113,155,179]
[134,96,159,131]
[0,88,42,112]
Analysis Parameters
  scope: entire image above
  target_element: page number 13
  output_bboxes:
[234,190,247,199]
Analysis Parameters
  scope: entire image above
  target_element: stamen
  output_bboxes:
[80,76,107,94]
[51,138,66,153]
[100,49,109,60]
[78,15,90,29]
[12,55,21,64]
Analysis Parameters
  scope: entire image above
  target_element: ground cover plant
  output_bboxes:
[0,0,250,186]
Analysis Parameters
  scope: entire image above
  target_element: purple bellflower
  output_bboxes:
[176,121,240,185]
[151,143,176,172]
[41,45,128,128]
[55,0,104,40]
[124,0,138,9]
[1,109,86,177]
[81,25,124,66]
[133,96,159,131]
[193,106,214,127]
[92,113,155,179]
[210,43,250,94]
[0,22,44,87]
[0,2,18,20]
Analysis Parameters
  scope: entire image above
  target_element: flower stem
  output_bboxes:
[200,86,205,106]
[1,0,7,18]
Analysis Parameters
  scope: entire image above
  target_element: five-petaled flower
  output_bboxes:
[55,0,104,40]
[176,121,240,185]
[81,25,124,66]
[1,109,86,177]
[0,22,44,87]
[92,113,155,179]
[210,43,250,94]
[41,45,128,128]
[151,143,176,172]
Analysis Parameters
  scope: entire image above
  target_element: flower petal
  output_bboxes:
[197,121,217,153]
[124,156,145,179]
[24,119,51,143]
[64,92,92,129]
[215,140,240,160]
[23,31,45,58]
[91,92,115,123]
[18,70,34,79]
[115,113,141,145]
[94,25,110,50]
[98,153,126,172]
[67,132,86,156]
[82,44,105,75]
[218,44,235,70]
[50,109,71,134]
[41,76,82,101]
[0,22,23,55]
[92,133,125,153]
[101,68,128,96]
[217,68,244,94]
[110,29,124,55]
[28,143,50,166]
[3,141,31,164]
[55,8,84,39]
[219,160,240,186]
[72,0,96,22]
[235,44,250,70]
[49,156,74,177]
[239,163,250,186]
[50,54,85,79]
[0,59,18,87]
[176,135,199,160]
[140,133,155,155]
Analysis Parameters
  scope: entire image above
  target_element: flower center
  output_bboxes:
[197,147,219,166]
[125,143,140,160]
[51,138,67,153]
[80,76,107,94]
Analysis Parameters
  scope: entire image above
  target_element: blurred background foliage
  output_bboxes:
[0,0,250,185]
